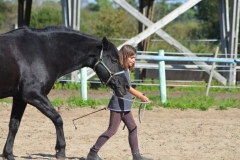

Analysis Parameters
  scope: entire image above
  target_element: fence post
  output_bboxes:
[158,50,167,103]
[81,67,87,100]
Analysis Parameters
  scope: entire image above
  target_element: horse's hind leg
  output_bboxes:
[23,92,66,159]
[3,96,27,160]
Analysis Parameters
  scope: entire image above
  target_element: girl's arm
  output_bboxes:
[128,86,149,102]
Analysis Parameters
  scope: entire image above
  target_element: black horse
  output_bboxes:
[0,26,129,160]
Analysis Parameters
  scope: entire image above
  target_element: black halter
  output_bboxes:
[94,46,125,85]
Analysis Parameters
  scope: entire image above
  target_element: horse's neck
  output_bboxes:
[51,33,100,77]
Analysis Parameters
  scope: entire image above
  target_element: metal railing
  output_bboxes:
[58,50,240,102]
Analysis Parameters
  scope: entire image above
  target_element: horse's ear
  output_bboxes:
[102,37,109,50]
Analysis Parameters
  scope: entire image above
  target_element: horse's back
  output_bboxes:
[0,28,50,98]
[0,26,102,98]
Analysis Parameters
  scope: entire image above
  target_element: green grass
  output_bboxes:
[160,95,214,111]
[133,79,240,111]
[50,97,66,107]
[54,81,84,90]
[0,98,12,103]
[43,79,240,111]
[48,88,240,111]
[2,80,240,111]
[50,95,110,109]
[147,92,240,111]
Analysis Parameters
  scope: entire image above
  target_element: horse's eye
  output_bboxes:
[111,58,118,63]
[107,55,118,64]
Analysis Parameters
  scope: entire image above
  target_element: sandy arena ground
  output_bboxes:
[1,89,240,160]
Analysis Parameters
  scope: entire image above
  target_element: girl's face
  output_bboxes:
[127,54,136,67]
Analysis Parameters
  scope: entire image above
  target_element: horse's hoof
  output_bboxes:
[56,154,65,160]
[2,155,14,160]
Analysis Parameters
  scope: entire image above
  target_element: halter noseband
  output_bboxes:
[93,46,125,85]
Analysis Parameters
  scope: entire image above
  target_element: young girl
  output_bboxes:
[87,45,153,160]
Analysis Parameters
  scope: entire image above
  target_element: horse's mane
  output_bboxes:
[1,25,100,42]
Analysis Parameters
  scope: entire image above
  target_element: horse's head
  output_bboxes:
[94,37,129,97]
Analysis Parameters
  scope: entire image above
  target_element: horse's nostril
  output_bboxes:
[126,85,130,90]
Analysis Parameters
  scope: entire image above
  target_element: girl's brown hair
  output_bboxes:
[118,45,136,71]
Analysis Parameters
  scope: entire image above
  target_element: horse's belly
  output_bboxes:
[0,76,19,98]
[0,57,20,98]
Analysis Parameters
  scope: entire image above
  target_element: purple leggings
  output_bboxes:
[91,110,139,154]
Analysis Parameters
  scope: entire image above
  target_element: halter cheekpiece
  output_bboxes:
[94,45,125,85]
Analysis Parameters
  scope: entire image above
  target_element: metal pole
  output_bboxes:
[72,0,77,29]
[206,47,219,96]
[81,67,87,100]
[219,0,229,59]
[136,55,235,63]
[61,0,69,26]
[68,0,72,26]
[158,50,167,103]
[25,0,32,26]
[234,0,240,61]
[70,0,79,82]
[18,0,24,27]
[76,0,81,30]
[75,0,87,100]
[219,0,230,79]
[228,0,237,85]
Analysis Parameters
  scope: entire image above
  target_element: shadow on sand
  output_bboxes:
[0,153,86,160]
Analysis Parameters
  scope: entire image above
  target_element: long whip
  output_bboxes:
[72,92,151,130]
[72,107,106,130]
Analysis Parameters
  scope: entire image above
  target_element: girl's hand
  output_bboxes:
[128,87,149,102]
[140,94,149,102]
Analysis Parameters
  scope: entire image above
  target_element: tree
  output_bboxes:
[196,0,220,39]
[30,4,62,28]
[0,0,17,32]
[154,0,168,21]
[98,0,112,12]
[154,1,197,22]
[85,0,112,12]
[0,12,4,27]
[84,2,99,11]
[91,6,138,45]
[80,9,99,34]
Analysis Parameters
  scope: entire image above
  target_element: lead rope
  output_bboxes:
[110,92,151,130]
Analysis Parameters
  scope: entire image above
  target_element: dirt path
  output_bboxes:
[1,90,240,160]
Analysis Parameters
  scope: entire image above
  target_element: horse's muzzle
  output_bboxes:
[126,84,130,90]
[115,84,129,97]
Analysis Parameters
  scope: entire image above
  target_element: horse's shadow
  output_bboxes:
[0,153,86,160]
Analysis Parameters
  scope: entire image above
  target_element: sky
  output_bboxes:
[52,0,188,4]
[50,0,188,7]
[87,0,188,4]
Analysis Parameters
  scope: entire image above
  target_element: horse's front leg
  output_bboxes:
[3,96,27,160]
[23,92,66,159]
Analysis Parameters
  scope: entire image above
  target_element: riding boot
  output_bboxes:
[86,150,102,160]
[133,153,153,160]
